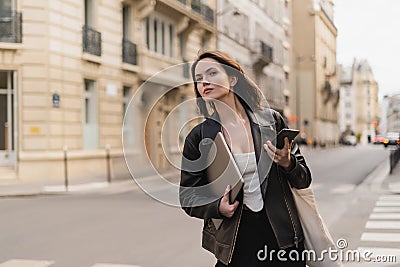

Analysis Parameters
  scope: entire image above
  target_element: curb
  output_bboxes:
[355,157,390,192]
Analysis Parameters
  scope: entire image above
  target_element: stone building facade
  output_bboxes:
[0,0,216,180]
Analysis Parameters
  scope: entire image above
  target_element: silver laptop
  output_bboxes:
[206,132,244,205]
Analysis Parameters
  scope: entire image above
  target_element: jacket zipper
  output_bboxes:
[277,168,299,248]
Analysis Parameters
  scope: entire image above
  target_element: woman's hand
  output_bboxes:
[218,185,239,218]
[263,137,293,169]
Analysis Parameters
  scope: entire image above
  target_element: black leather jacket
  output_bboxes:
[180,108,312,265]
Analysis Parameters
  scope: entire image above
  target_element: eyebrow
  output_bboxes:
[195,67,218,77]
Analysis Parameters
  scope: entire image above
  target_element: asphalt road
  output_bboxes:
[0,145,391,267]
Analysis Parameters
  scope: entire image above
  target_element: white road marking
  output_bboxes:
[0,259,54,267]
[91,264,141,267]
[365,221,400,229]
[361,233,400,242]
[369,213,400,220]
[373,207,400,213]
[379,195,400,201]
[376,201,400,207]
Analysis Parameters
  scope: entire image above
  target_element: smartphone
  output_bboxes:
[276,128,300,149]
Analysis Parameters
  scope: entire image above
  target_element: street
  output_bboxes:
[0,145,397,267]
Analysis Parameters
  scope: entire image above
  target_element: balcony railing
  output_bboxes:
[261,41,273,63]
[122,38,137,65]
[82,25,102,56]
[253,41,273,69]
[0,11,22,43]
[178,0,214,25]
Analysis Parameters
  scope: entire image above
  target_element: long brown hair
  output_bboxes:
[191,50,262,117]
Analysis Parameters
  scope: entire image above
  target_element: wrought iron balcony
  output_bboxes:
[178,0,214,24]
[122,39,137,65]
[82,25,102,56]
[253,41,273,69]
[0,11,22,43]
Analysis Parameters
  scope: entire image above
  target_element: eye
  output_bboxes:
[209,71,217,76]
[195,76,202,82]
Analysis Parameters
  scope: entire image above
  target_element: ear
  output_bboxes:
[229,76,238,87]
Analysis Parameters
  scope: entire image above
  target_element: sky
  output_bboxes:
[334,0,400,98]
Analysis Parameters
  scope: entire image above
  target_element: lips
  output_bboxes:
[203,88,213,94]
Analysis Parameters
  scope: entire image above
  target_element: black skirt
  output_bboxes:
[215,208,305,267]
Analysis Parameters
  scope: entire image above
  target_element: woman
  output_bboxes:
[180,50,312,266]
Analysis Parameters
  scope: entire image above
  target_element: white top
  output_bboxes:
[233,151,264,212]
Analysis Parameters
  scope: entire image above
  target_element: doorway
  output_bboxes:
[0,71,17,166]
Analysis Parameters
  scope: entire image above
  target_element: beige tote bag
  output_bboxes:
[290,185,343,267]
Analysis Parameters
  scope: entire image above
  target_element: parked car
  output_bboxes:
[372,134,385,144]
[383,132,400,147]
[343,135,357,146]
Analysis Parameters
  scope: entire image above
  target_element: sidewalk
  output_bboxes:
[385,159,400,194]
[0,169,180,198]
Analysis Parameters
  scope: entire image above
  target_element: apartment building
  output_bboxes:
[0,0,216,181]
[216,0,291,117]
[381,94,400,135]
[291,0,339,145]
[338,60,380,143]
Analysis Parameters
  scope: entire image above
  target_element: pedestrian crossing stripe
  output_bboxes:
[365,221,400,229]
[369,213,400,220]
[0,260,141,267]
[373,207,400,213]
[376,201,400,207]
[361,233,400,242]
[379,195,400,201]
[0,259,54,267]
[92,264,140,267]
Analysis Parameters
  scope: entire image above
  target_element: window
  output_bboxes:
[0,0,14,12]
[123,86,132,120]
[84,0,95,27]
[83,79,98,149]
[145,14,175,57]
[122,4,131,40]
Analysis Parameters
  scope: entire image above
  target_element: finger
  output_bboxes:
[264,141,276,152]
[232,200,239,210]
[223,184,231,197]
[264,145,275,160]
[284,137,290,149]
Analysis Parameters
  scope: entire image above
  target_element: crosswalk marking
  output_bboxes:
[361,233,400,242]
[0,260,141,267]
[376,201,400,207]
[373,207,400,213]
[365,221,400,229]
[92,264,140,267]
[379,195,400,201]
[0,259,54,267]
[356,194,400,265]
[369,213,400,220]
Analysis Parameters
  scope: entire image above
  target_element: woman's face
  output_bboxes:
[194,58,234,102]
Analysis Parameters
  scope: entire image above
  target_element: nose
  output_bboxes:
[202,79,210,86]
